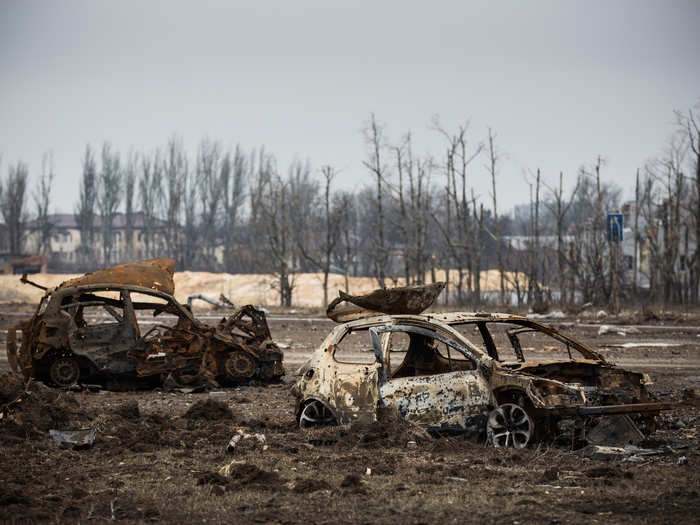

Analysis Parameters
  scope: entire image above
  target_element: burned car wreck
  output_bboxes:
[293,284,672,447]
[6,258,284,388]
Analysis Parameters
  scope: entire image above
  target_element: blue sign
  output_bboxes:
[607,213,623,242]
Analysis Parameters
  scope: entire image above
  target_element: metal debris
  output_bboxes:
[49,428,96,449]
[293,285,674,448]
[6,258,284,388]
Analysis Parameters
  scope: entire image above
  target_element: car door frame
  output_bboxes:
[369,324,495,430]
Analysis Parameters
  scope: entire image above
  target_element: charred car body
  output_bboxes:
[6,259,284,388]
[293,284,671,447]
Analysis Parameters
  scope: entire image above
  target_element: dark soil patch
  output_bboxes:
[292,477,331,493]
[183,398,232,420]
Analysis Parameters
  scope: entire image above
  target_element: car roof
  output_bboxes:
[342,311,531,328]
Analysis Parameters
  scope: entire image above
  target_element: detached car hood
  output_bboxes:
[326,282,445,322]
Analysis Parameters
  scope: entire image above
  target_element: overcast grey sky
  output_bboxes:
[1,0,698,214]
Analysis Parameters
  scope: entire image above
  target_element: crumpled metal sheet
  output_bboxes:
[327,282,446,322]
[49,428,96,449]
[58,258,175,294]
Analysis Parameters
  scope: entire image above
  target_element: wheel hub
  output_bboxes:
[50,356,80,387]
[487,403,534,448]
[225,351,256,380]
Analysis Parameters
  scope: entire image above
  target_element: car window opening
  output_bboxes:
[390,332,474,379]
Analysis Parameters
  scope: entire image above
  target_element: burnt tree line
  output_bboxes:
[1,102,699,308]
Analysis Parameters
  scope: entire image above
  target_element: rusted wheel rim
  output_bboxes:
[487,403,533,448]
[50,356,80,387]
[225,351,256,380]
[299,400,335,429]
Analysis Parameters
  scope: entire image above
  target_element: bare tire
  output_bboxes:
[49,356,81,387]
[487,403,534,448]
[299,400,336,429]
[224,351,256,380]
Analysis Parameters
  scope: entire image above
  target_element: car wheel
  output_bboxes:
[224,351,256,380]
[49,356,81,387]
[299,400,336,429]
[487,403,534,448]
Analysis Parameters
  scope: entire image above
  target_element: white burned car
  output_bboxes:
[293,301,670,447]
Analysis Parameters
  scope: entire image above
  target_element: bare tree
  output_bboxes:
[182,167,198,269]
[296,165,342,307]
[364,114,388,287]
[543,171,580,305]
[196,139,223,270]
[139,151,162,259]
[676,103,700,302]
[76,145,98,266]
[0,161,29,254]
[163,136,187,263]
[486,128,505,304]
[256,158,295,306]
[123,152,136,261]
[34,153,55,255]
[432,120,483,304]
[335,191,356,292]
[221,146,246,272]
[98,143,122,265]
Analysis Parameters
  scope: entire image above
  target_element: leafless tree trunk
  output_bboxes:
[222,146,246,272]
[34,153,54,256]
[98,143,122,266]
[182,168,198,270]
[163,137,187,264]
[1,161,29,255]
[544,171,580,305]
[472,194,484,304]
[633,169,640,296]
[139,152,162,260]
[197,139,223,270]
[677,105,700,302]
[76,145,98,267]
[336,191,356,293]
[364,114,388,288]
[296,166,342,307]
[486,128,505,305]
[124,153,136,262]
[255,155,296,307]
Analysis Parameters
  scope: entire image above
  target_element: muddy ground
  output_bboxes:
[1,304,699,524]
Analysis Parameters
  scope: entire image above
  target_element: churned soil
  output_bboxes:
[1,307,699,524]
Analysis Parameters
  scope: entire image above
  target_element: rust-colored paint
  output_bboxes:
[6,259,284,388]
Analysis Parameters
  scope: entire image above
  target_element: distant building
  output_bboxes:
[24,212,167,269]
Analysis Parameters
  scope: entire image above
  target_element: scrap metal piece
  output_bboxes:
[49,428,96,449]
[58,258,175,294]
[326,282,445,322]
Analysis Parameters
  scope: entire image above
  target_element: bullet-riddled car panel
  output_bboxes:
[6,258,284,388]
[293,311,672,447]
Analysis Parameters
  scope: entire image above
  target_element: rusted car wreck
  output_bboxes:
[6,259,284,388]
[293,283,671,447]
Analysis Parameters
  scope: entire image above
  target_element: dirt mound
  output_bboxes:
[98,412,180,453]
[0,373,90,442]
[184,399,233,420]
[110,401,140,420]
[292,478,331,493]
[220,462,284,489]
[337,408,431,448]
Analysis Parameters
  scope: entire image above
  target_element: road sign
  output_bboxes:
[607,213,623,242]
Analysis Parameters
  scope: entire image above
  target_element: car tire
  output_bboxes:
[487,403,535,448]
[49,355,81,387]
[298,399,337,429]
